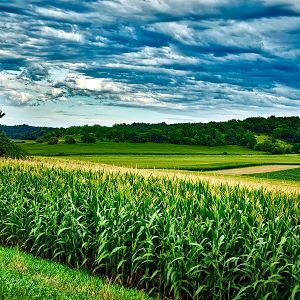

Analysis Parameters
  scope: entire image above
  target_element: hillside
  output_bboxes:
[2,116,300,154]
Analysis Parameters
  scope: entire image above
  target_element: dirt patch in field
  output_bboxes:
[212,165,300,175]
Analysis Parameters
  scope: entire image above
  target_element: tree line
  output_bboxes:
[0,110,28,158]
[2,115,300,153]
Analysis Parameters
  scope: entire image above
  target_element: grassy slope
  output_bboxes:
[245,167,300,182]
[18,140,300,171]
[20,140,260,156]
[0,246,153,300]
[63,154,300,171]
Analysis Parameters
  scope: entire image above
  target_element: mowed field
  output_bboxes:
[18,140,300,172]
[64,153,300,171]
[19,140,261,155]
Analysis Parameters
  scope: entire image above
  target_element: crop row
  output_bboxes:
[0,160,300,299]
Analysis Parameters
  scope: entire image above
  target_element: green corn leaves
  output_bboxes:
[0,160,300,299]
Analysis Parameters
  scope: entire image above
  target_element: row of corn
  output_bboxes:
[0,160,300,299]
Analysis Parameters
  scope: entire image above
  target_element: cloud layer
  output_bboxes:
[1,0,300,123]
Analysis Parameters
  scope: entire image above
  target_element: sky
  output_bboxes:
[0,0,300,127]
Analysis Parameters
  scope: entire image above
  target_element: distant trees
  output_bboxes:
[35,136,44,143]
[45,131,56,141]
[0,110,28,158]
[81,133,96,143]
[4,115,300,154]
[47,137,58,145]
[64,135,76,144]
[130,134,147,143]
[254,137,292,154]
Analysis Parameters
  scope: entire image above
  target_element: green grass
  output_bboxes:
[19,140,300,172]
[19,140,261,156]
[245,167,300,182]
[0,246,152,300]
[2,159,300,299]
[63,154,300,171]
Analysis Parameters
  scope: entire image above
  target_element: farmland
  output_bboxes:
[1,158,300,299]
[16,139,300,172]
[63,153,300,171]
[19,140,260,156]
[246,167,300,182]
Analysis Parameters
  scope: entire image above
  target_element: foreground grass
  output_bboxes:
[2,158,300,299]
[246,167,300,182]
[0,246,152,300]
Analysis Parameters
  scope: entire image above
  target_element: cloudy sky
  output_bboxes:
[0,0,300,127]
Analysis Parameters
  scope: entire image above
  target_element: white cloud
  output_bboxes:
[41,26,84,43]
[48,88,64,98]
[2,90,37,106]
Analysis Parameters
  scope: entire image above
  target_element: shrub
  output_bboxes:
[35,137,44,143]
[0,132,28,159]
[64,135,76,144]
[130,135,147,143]
[47,137,58,145]
[81,133,96,143]
[272,146,283,155]
[291,143,300,153]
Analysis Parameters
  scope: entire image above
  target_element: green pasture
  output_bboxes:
[63,154,300,171]
[246,167,300,182]
[19,140,260,156]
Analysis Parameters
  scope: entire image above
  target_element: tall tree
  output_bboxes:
[0,109,4,119]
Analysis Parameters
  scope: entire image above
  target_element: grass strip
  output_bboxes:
[0,246,153,300]
[245,167,300,182]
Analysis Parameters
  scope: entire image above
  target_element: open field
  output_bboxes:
[61,153,300,171]
[212,165,300,174]
[19,140,262,156]
[1,158,300,299]
[246,167,300,182]
[0,246,151,300]
[18,140,300,172]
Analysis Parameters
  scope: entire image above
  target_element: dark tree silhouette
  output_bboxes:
[0,110,4,119]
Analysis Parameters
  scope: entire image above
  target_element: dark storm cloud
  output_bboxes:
[1,0,300,114]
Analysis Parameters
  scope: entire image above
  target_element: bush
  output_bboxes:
[254,143,263,151]
[35,137,44,143]
[81,133,96,143]
[130,135,147,143]
[47,137,58,145]
[113,138,120,143]
[291,143,300,153]
[0,134,28,159]
[284,145,292,154]
[64,135,76,144]
[272,146,283,155]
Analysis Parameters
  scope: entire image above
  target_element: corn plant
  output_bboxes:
[0,160,300,299]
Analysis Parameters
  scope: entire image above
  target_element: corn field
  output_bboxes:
[1,160,300,299]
